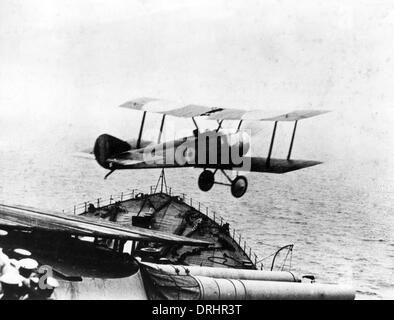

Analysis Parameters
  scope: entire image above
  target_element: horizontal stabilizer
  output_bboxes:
[73,152,95,160]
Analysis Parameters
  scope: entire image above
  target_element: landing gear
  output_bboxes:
[198,170,215,192]
[197,169,248,198]
[231,175,248,198]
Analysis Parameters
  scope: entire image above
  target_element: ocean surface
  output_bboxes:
[0,109,393,300]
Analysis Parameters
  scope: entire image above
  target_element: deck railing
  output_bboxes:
[66,188,144,216]
[64,185,283,270]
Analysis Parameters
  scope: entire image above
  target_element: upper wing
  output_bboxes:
[0,204,210,247]
[120,98,329,121]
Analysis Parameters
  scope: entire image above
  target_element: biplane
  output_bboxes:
[91,98,328,198]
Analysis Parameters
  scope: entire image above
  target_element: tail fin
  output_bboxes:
[93,134,131,169]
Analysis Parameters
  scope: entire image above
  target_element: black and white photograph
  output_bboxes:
[0,0,393,303]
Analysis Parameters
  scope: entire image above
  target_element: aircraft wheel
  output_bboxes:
[231,176,248,198]
[198,170,215,192]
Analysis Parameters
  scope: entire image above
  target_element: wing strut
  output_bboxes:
[287,120,298,160]
[215,120,224,132]
[267,121,278,167]
[192,117,199,133]
[236,120,243,132]
[137,111,147,149]
[157,114,166,144]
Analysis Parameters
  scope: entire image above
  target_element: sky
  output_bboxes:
[1,0,394,164]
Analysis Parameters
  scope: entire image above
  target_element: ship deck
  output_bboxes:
[79,189,257,269]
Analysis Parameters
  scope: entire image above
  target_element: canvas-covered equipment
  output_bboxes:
[140,262,201,300]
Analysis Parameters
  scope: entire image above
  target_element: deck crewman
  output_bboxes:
[1,249,59,300]
[0,250,24,300]
[36,276,59,300]
[18,258,39,278]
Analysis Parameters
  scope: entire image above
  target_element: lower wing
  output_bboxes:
[105,155,321,173]
[202,157,322,173]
